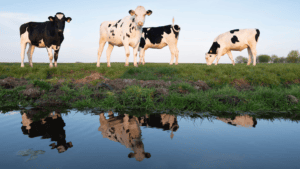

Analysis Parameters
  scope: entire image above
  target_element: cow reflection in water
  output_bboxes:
[217,114,257,128]
[21,110,73,153]
[98,112,179,161]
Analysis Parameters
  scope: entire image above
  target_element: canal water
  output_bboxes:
[0,110,299,169]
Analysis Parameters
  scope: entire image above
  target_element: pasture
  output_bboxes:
[0,62,300,114]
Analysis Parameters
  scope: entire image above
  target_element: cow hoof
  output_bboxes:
[107,65,111,67]
[175,63,178,65]
[21,65,24,68]
[134,65,138,67]
[97,64,100,67]
[124,64,129,67]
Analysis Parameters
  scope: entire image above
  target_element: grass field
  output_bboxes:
[0,62,300,114]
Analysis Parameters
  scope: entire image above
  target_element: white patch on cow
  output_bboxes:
[56,14,64,20]
[38,39,46,47]
[51,45,60,50]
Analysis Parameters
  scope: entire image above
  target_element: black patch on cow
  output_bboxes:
[231,35,239,44]
[132,26,135,30]
[129,27,132,33]
[19,20,65,48]
[110,30,115,36]
[139,37,146,48]
[117,19,121,23]
[126,33,130,38]
[230,29,239,34]
[132,18,135,22]
[129,23,132,27]
[208,42,220,54]
[255,29,260,42]
[113,22,118,28]
[120,23,123,27]
[54,50,59,61]
[172,25,180,39]
[108,24,111,27]
[139,114,179,131]
[123,36,125,40]
[139,25,181,48]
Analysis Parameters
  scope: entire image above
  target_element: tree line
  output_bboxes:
[235,50,300,63]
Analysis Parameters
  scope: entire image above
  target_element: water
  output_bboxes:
[1,110,300,169]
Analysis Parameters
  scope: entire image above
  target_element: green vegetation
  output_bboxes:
[0,63,300,114]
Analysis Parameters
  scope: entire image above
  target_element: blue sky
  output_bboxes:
[0,0,299,64]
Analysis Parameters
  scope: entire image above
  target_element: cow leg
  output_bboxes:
[54,49,60,67]
[133,46,139,67]
[247,47,253,66]
[168,44,176,65]
[20,42,27,67]
[46,47,54,68]
[175,47,179,65]
[138,48,145,65]
[227,51,235,66]
[106,43,114,67]
[27,44,35,67]
[97,37,107,67]
[214,54,222,65]
[124,45,130,66]
[249,46,257,66]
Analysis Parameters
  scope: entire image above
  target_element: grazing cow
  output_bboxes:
[21,110,73,153]
[97,6,152,67]
[98,112,151,161]
[217,115,257,128]
[138,18,181,65]
[205,29,260,66]
[19,12,72,68]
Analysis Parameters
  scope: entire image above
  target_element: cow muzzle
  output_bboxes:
[138,22,143,27]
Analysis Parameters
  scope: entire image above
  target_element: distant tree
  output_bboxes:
[273,57,280,63]
[278,57,286,63]
[286,50,300,63]
[257,55,271,63]
[235,56,244,63]
[270,55,279,63]
[242,57,248,63]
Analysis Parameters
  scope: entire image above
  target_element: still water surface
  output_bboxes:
[0,110,299,169]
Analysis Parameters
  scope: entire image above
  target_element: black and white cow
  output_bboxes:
[19,12,72,68]
[205,29,260,66]
[97,6,152,67]
[138,18,180,65]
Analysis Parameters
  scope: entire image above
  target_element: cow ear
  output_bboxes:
[129,10,135,16]
[128,152,135,158]
[146,10,152,16]
[48,16,54,22]
[66,17,72,23]
[144,152,151,158]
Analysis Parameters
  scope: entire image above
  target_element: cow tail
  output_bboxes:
[172,17,180,33]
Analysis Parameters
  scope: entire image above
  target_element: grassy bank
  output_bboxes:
[0,63,300,114]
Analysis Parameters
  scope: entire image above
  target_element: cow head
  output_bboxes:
[48,12,72,33]
[129,6,152,27]
[128,139,151,161]
[205,53,217,65]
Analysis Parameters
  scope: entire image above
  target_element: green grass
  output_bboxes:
[1,62,300,87]
[1,63,300,114]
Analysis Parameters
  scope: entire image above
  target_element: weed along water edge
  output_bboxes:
[0,63,300,114]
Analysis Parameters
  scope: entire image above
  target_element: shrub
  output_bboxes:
[257,55,271,63]
[286,50,300,63]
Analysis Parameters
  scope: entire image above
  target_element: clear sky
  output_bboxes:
[0,0,299,64]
